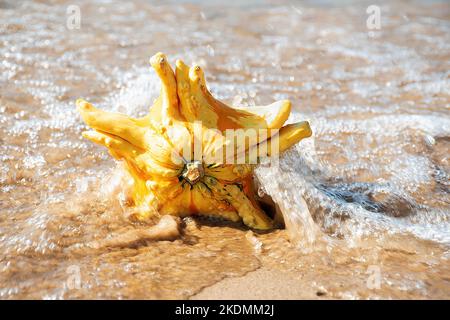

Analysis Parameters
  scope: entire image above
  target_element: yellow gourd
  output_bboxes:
[77,53,311,229]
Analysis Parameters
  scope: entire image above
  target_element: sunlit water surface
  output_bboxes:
[1,0,449,299]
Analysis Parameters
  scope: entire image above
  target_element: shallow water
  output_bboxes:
[1,0,449,299]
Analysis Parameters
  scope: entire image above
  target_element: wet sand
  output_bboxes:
[1,0,449,299]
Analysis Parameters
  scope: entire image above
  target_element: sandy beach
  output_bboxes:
[0,0,449,299]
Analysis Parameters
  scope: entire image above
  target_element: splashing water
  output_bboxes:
[0,0,449,299]
[257,110,450,246]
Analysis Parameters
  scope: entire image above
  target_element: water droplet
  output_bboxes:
[257,186,266,198]
[424,135,435,147]
[206,45,215,57]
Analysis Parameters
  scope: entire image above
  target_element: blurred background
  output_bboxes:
[0,0,449,299]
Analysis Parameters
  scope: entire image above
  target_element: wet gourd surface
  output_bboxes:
[0,0,449,299]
